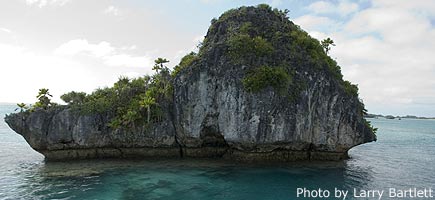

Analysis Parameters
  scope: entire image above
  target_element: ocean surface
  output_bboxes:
[1,104,434,200]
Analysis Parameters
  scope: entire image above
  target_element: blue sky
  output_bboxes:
[1,0,435,117]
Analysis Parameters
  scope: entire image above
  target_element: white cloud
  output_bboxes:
[25,0,70,8]
[174,35,204,63]
[199,0,220,4]
[307,0,359,16]
[307,31,329,40]
[104,54,153,68]
[308,1,334,13]
[338,1,359,15]
[0,39,155,103]
[55,39,153,69]
[0,43,95,103]
[54,39,114,57]
[103,5,120,16]
[299,0,435,116]
[293,15,336,30]
[371,0,435,14]
[0,28,12,33]
[121,45,137,50]
[345,3,435,45]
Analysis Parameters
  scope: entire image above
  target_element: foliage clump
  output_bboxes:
[365,120,378,134]
[15,103,28,112]
[34,88,55,110]
[343,80,359,96]
[321,38,335,55]
[288,27,343,80]
[243,66,291,94]
[15,88,57,113]
[60,91,86,105]
[172,52,199,77]
[227,34,274,64]
[60,59,173,129]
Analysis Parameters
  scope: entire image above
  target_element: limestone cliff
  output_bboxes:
[5,5,376,161]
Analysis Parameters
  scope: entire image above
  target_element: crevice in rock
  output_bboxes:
[170,96,184,158]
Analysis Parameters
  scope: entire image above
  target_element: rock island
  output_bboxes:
[5,5,376,161]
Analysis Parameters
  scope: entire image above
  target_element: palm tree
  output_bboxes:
[37,88,52,98]
[321,38,335,54]
[139,95,156,123]
[15,103,28,112]
[123,110,138,127]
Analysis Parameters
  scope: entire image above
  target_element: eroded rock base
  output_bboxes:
[40,147,348,162]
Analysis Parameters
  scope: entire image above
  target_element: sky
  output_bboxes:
[0,0,434,117]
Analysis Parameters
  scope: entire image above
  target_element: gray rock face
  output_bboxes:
[5,107,179,160]
[4,6,376,161]
[173,52,375,161]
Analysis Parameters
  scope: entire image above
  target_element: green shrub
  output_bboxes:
[257,4,272,11]
[172,52,198,77]
[343,80,358,96]
[79,87,117,115]
[227,34,274,64]
[33,88,55,110]
[364,119,378,134]
[59,59,172,129]
[243,66,291,93]
[61,91,87,105]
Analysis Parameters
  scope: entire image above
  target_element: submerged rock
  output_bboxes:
[5,5,376,161]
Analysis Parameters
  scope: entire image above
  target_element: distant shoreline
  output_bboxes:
[366,114,435,120]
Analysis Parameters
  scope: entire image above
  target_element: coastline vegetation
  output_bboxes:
[17,58,173,129]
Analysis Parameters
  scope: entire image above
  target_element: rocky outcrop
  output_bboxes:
[4,5,376,161]
[5,107,180,160]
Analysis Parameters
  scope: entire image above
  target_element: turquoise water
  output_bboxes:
[1,104,435,200]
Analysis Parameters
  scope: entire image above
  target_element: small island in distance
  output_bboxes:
[365,114,435,120]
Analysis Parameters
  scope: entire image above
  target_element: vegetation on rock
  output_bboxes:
[321,37,335,55]
[242,66,291,94]
[172,52,199,77]
[29,88,57,111]
[58,59,173,129]
[227,33,274,64]
[15,103,28,112]
[60,91,86,105]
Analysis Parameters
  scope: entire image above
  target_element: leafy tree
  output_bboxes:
[34,88,53,110]
[321,37,335,54]
[257,4,272,10]
[61,91,87,105]
[15,103,28,112]
[153,58,169,73]
[122,110,140,127]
